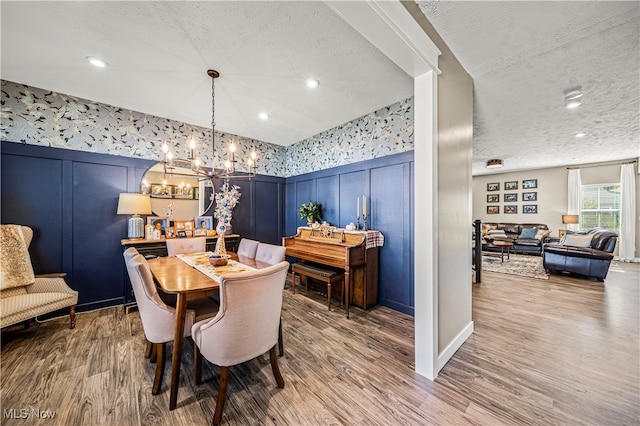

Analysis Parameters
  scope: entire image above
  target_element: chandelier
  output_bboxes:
[160,69,258,183]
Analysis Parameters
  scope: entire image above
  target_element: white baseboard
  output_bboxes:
[614,256,640,263]
[436,320,474,375]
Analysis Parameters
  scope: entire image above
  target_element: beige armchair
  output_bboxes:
[192,261,289,425]
[1,225,78,329]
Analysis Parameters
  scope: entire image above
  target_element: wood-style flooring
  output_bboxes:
[1,261,638,425]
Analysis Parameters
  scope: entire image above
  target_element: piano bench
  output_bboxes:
[291,263,345,311]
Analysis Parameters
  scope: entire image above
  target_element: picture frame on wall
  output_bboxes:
[523,205,538,214]
[523,191,537,201]
[487,206,499,214]
[504,193,518,202]
[487,194,500,203]
[504,181,518,190]
[487,182,500,191]
[523,179,538,189]
[504,205,517,214]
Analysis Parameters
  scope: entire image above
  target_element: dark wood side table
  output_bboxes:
[490,240,513,262]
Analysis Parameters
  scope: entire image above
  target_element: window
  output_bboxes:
[581,184,621,233]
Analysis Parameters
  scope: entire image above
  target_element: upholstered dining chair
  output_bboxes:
[236,238,259,259]
[192,261,289,426]
[166,237,207,257]
[124,252,218,396]
[255,242,287,265]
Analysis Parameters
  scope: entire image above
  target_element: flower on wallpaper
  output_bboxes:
[213,182,241,233]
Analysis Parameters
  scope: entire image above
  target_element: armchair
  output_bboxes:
[192,261,289,425]
[543,228,618,281]
[1,225,78,329]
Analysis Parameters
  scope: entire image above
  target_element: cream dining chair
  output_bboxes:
[166,237,206,257]
[191,261,289,426]
[236,238,259,259]
[255,242,286,265]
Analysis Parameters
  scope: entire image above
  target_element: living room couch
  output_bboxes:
[542,228,618,281]
[482,222,551,256]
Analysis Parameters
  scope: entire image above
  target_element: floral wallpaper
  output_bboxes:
[1,80,414,177]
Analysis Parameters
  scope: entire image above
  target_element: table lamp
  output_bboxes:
[117,193,152,238]
[562,214,579,225]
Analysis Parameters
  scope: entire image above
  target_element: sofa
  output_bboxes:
[1,225,78,329]
[543,228,618,281]
[482,222,551,255]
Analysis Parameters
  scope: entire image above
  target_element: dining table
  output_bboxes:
[146,252,271,410]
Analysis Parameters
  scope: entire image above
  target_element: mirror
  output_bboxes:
[141,161,215,220]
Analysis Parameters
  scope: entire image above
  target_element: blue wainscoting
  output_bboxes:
[1,142,285,311]
[285,151,415,315]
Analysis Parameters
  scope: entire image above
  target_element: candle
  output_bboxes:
[363,195,367,216]
[357,197,360,217]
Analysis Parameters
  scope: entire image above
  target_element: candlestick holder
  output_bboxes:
[362,214,368,231]
[356,216,361,230]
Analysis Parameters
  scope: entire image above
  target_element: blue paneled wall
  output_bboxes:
[285,151,414,315]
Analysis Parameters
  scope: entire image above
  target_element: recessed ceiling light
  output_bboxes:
[565,100,581,109]
[86,56,108,68]
[575,132,586,138]
[564,87,583,109]
[306,79,319,88]
[259,112,269,121]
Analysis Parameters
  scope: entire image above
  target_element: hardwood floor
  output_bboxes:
[2,262,638,425]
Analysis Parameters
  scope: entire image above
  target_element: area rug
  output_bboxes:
[482,253,549,280]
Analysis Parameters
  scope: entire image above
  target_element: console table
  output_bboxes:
[121,234,240,258]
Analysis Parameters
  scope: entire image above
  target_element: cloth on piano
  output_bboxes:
[362,230,384,249]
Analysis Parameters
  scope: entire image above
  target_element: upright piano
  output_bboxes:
[282,227,379,318]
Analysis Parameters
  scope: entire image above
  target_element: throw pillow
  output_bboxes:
[487,229,507,237]
[561,233,593,248]
[519,227,538,239]
[534,229,550,240]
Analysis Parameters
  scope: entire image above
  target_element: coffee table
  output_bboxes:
[483,240,513,262]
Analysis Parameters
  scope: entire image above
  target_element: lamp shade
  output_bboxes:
[562,214,579,224]
[117,193,152,215]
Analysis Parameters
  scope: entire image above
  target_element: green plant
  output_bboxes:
[298,201,322,223]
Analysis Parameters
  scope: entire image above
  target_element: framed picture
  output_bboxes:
[174,220,194,231]
[487,206,499,214]
[193,187,200,200]
[177,230,187,238]
[523,205,538,214]
[193,228,207,236]
[150,183,171,198]
[504,205,517,214]
[165,227,176,238]
[504,193,518,202]
[196,216,212,230]
[504,181,518,190]
[147,217,168,235]
[487,194,500,203]
[174,186,194,199]
[487,182,500,191]
[523,179,538,189]
[523,191,537,201]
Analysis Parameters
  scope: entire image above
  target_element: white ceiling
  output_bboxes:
[1,1,639,175]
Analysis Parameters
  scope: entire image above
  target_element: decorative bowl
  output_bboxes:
[209,255,230,267]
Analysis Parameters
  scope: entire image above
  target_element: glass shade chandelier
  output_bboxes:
[160,69,258,183]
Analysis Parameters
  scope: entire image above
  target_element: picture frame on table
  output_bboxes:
[523,191,537,201]
[193,228,207,237]
[504,181,518,190]
[147,217,168,235]
[504,193,518,202]
[504,205,517,214]
[523,179,538,189]
[195,216,212,230]
[176,230,187,238]
[523,205,538,214]
[487,182,500,191]
[487,206,499,214]
[487,194,500,203]
[165,227,176,238]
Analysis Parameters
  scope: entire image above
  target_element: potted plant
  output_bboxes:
[298,201,322,226]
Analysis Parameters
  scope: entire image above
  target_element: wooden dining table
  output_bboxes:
[147,252,270,410]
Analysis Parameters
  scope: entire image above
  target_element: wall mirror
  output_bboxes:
[141,161,214,220]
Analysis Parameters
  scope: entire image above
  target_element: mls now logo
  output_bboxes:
[4,408,56,419]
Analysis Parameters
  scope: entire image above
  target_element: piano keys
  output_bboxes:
[282,227,380,318]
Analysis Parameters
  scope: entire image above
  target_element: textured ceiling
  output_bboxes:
[1,1,638,175]
[0,1,413,146]
[417,1,640,175]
